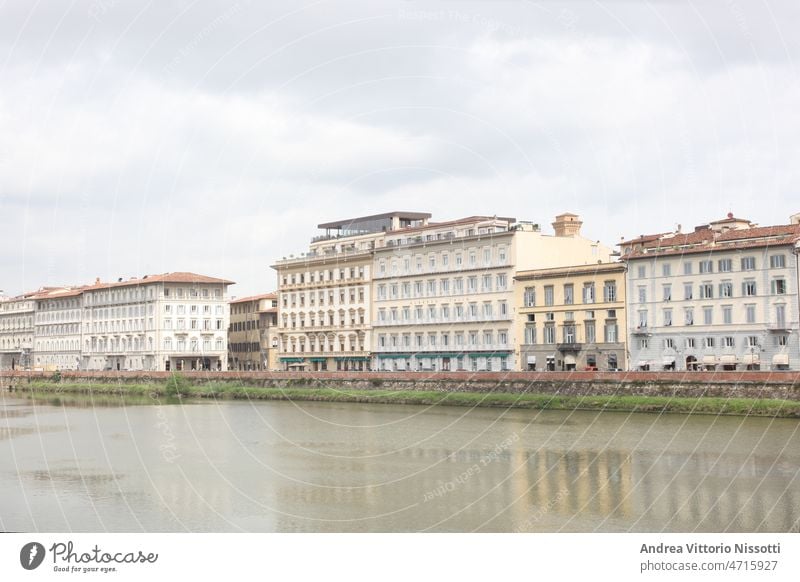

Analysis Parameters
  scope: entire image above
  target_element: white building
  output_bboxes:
[621,213,800,371]
[81,272,234,372]
[371,213,613,371]
[34,287,84,371]
[0,291,37,370]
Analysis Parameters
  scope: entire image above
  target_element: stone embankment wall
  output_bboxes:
[2,370,799,401]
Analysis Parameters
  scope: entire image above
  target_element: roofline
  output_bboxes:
[515,262,625,281]
[317,211,432,230]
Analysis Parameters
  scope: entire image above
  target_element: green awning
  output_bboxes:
[376,354,411,359]
[309,357,327,362]
[467,352,512,359]
[280,357,305,363]
[414,353,462,359]
[334,356,371,362]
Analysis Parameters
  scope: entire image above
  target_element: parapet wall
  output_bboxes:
[2,370,799,401]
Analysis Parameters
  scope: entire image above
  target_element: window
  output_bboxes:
[684,308,694,326]
[775,335,787,347]
[524,326,536,344]
[685,338,695,348]
[638,310,648,328]
[719,282,733,298]
[704,337,715,348]
[467,277,477,292]
[771,279,787,295]
[770,254,786,269]
[603,281,616,302]
[718,258,732,272]
[699,260,713,274]
[564,284,574,305]
[544,286,554,306]
[703,306,713,325]
[662,263,671,277]
[662,284,672,301]
[664,338,674,349]
[454,278,463,294]
[440,279,450,294]
[496,274,507,290]
[637,286,646,303]
[683,262,693,275]
[741,256,756,271]
[742,280,757,296]
[699,283,713,299]
[604,323,618,343]
[722,306,732,324]
[637,266,646,279]
[482,275,492,292]
[776,305,786,327]
[483,248,491,265]
[663,309,672,327]
[427,280,436,295]
[745,304,756,323]
[684,283,694,300]
[583,283,595,304]
[723,336,734,348]
[585,321,596,343]
[639,338,649,349]
[524,287,536,307]
[544,325,556,344]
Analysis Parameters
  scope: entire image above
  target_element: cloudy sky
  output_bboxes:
[1,0,799,297]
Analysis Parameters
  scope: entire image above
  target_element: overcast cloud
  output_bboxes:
[1,0,799,296]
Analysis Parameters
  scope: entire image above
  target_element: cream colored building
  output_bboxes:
[34,287,85,371]
[514,262,627,372]
[371,213,613,371]
[0,291,37,370]
[272,212,431,371]
[228,293,279,371]
[81,272,234,372]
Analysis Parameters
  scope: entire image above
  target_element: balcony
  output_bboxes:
[630,326,651,336]
[557,343,583,352]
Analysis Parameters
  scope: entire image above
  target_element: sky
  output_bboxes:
[1,0,799,297]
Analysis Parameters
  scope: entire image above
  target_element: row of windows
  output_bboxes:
[231,300,277,315]
[89,337,154,352]
[90,319,152,333]
[524,323,619,344]
[162,287,223,299]
[35,324,80,336]
[377,329,510,348]
[525,309,618,322]
[0,317,33,330]
[376,301,509,323]
[0,337,31,349]
[283,339,365,353]
[86,287,156,304]
[282,267,365,286]
[229,342,260,353]
[639,335,788,349]
[638,279,787,302]
[377,246,508,277]
[164,304,225,316]
[637,304,788,327]
[523,281,618,307]
[634,254,787,279]
[164,318,225,331]
[377,274,509,300]
[283,287,366,308]
[282,310,367,329]
[35,310,80,323]
[35,340,80,352]
[0,301,33,312]
[89,305,155,319]
[163,337,225,351]
[37,299,80,310]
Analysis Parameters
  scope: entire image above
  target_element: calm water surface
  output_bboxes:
[1,391,798,532]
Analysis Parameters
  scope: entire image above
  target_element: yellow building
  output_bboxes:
[514,262,627,371]
[228,293,279,371]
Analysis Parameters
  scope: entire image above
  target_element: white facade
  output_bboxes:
[34,289,83,371]
[371,214,613,371]
[622,216,800,371]
[81,273,233,372]
[0,294,36,370]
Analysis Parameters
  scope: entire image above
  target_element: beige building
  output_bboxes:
[228,293,279,371]
[515,262,627,372]
[272,212,431,371]
[371,213,613,371]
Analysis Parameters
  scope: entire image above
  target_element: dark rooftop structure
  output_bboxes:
[316,211,431,237]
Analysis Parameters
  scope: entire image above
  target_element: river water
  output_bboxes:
[1,391,798,532]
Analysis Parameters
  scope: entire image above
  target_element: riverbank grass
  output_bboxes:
[9,380,800,417]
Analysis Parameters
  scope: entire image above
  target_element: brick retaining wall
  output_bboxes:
[2,370,799,401]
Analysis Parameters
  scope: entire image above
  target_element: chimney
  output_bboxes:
[791,213,800,225]
[552,213,582,237]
